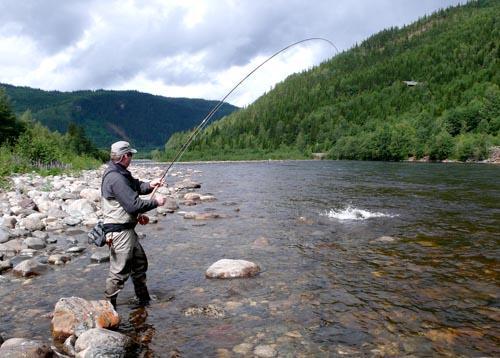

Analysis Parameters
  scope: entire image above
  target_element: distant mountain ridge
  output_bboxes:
[165,0,499,162]
[0,83,238,150]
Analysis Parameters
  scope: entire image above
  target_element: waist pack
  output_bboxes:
[87,221,136,247]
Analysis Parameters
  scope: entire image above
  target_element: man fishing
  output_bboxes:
[101,141,166,308]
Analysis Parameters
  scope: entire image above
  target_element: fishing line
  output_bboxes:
[151,37,338,198]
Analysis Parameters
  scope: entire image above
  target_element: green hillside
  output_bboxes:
[161,0,499,162]
[0,84,238,150]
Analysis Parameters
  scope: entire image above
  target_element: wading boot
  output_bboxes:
[134,285,151,307]
[108,295,117,310]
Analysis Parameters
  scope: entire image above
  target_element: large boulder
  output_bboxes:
[13,259,47,277]
[0,337,53,357]
[51,297,120,341]
[74,328,132,358]
[206,259,261,279]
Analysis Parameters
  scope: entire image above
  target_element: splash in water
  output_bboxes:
[323,206,397,220]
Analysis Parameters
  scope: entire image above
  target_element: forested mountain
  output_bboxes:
[161,0,499,161]
[1,84,238,150]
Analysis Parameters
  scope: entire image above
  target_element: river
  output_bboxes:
[1,160,499,357]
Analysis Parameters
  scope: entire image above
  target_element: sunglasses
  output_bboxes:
[125,152,133,158]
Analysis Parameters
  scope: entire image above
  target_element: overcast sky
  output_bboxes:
[0,0,464,107]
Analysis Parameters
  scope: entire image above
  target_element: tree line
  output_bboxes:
[0,88,106,184]
[156,0,499,162]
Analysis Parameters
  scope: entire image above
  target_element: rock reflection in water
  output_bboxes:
[0,161,499,357]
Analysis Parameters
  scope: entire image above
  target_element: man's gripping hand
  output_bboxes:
[150,178,164,188]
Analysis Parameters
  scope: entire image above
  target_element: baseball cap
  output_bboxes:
[110,141,137,156]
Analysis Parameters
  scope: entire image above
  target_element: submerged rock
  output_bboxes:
[0,337,53,357]
[51,297,120,341]
[370,236,397,244]
[66,246,86,254]
[254,344,277,358]
[206,259,260,279]
[13,259,47,277]
[74,328,132,358]
[183,304,225,318]
[48,254,71,265]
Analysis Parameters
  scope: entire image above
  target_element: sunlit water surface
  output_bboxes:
[1,161,499,357]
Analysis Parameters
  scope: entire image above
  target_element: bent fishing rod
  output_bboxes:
[150,37,338,198]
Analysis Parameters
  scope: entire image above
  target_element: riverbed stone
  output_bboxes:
[32,230,49,240]
[0,337,53,357]
[51,297,120,340]
[206,259,261,279]
[9,228,30,238]
[19,213,46,232]
[67,246,86,254]
[90,251,110,263]
[200,195,217,202]
[79,188,100,202]
[46,237,58,244]
[63,217,82,226]
[175,179,201,190]
[19,248,37,257]
[48,254,71,265]
[233,343,253,355]
[254,344,277,358]
[370,236,397,244]
[13,259,48,277]
[74,328,132,358]
[0,239,23,257]
[0,259,13,273]
[19,197,38,211]
[184,192,201,201]
[24,237,46,250]
[65,199,95,218]
[2,216,17,229]
[0,228,10,243]
[63,335,77,356]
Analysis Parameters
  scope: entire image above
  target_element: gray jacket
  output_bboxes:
[101,161,157,224]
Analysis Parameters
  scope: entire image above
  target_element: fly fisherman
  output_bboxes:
[101,141,166,308]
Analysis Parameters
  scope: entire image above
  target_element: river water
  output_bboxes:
[0,161,499,357]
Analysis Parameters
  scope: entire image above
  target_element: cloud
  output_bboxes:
[0,0,464,106]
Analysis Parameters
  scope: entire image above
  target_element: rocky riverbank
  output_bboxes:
[0,164,262,357]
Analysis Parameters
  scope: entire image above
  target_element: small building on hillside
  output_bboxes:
[403,80,419,87]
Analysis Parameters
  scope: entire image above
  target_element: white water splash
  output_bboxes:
[323,206,397,221]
